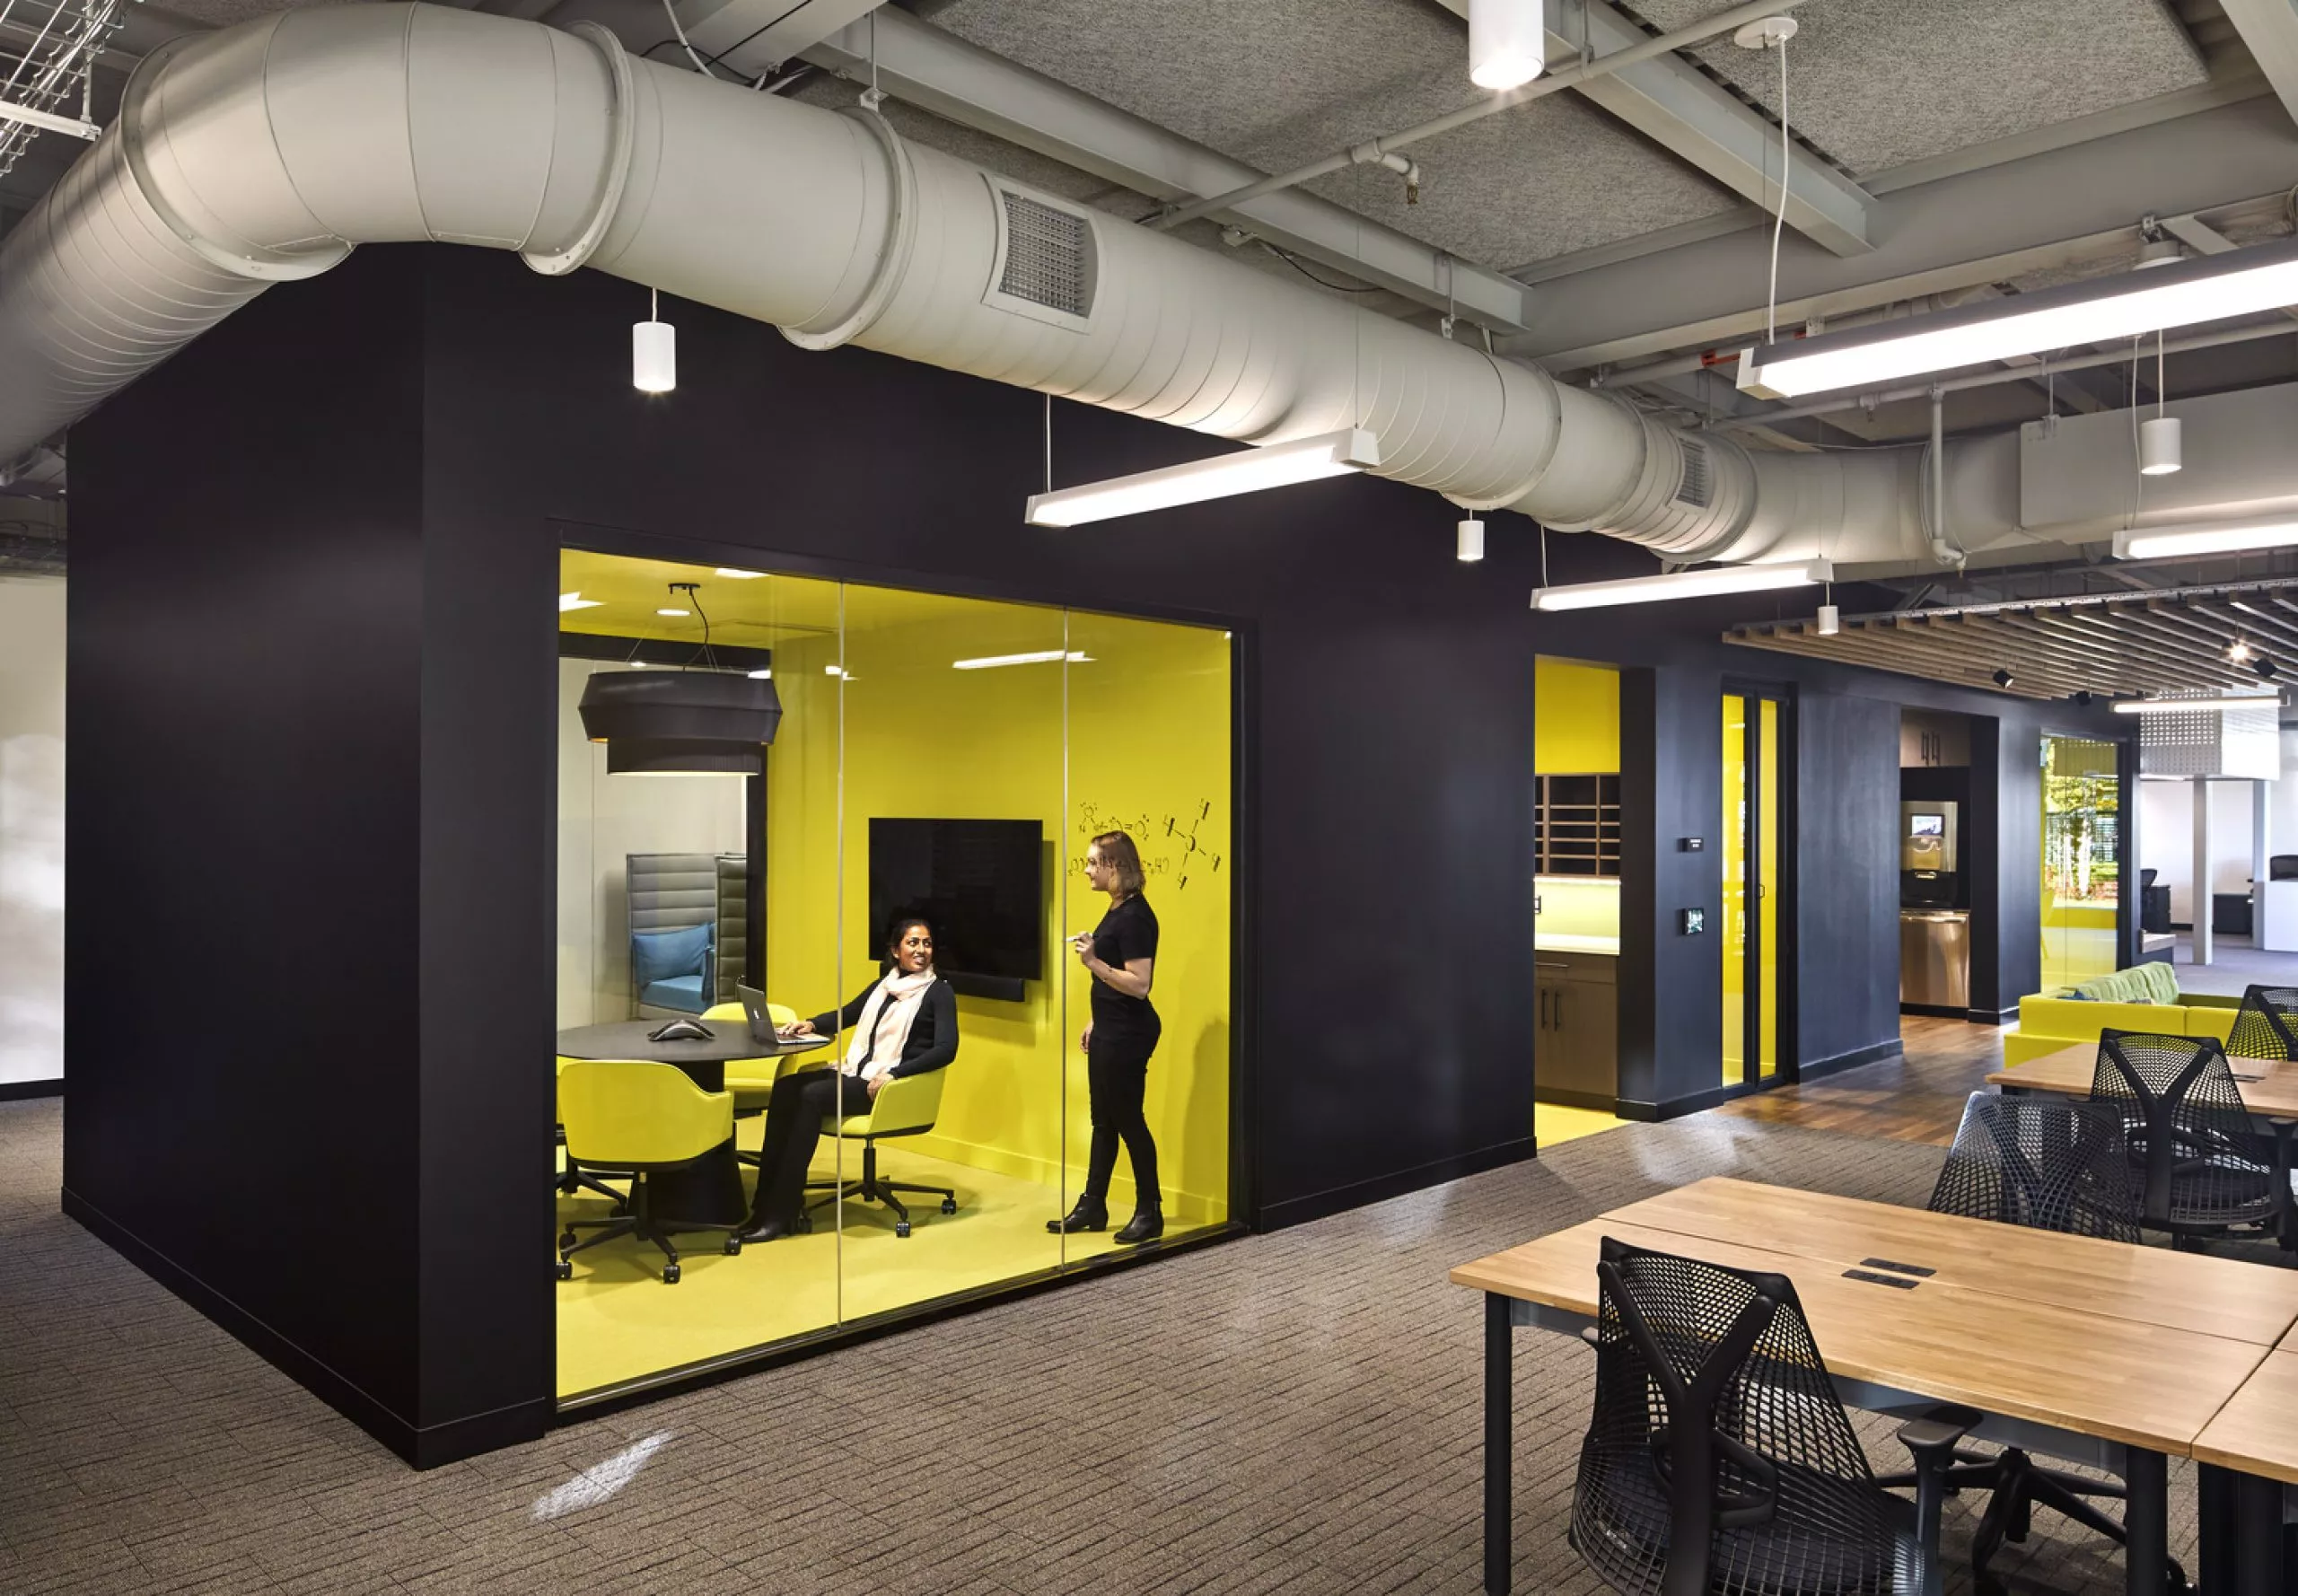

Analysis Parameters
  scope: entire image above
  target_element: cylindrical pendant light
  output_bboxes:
[633,287,675,393]
[1457,518,1486,562]
[2139,416,2180,476]
[579,669,781,775]
[1468,0,1544,90]
[1816,603,1840,636]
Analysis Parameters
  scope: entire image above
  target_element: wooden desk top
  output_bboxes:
[1987,1043,2298,1120]
[1453,1205,2274,1456]
[1603,1178,2298,1347]
[2193,1350,2298,1486]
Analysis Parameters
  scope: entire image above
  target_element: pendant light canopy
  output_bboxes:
[1468,0,1544,90]
[579,669,782,775]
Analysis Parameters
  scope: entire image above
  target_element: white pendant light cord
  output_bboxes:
[1765,35,1790,346]
[2156,328,2166,419]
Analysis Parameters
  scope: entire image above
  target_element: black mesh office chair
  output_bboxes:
[2091,1030,2283,1247]
[1877,1094,2160,1594]
[1569,1237,1926,1596]
[2227,984,2298,1061]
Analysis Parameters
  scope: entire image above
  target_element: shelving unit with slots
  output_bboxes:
[1533,774,1622,877]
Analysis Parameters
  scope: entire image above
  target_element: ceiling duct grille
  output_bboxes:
[1673,440,1713,510]
[995,191,1092,320]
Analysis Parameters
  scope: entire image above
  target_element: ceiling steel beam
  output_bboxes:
[1429,0,1873,257]
[669,0,886,68]
[2218,0,2298,130]
[796,7,1533,329]
[1507,96,2298,368]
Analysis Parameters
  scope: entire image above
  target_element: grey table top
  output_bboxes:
[554,1021,835,1066]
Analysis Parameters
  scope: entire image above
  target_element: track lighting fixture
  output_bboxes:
[2074,691,2094,707]
[2228,638,2255,664]
[2259,657,2280,680]
[1815,603,1839,636]
[1991,668,2014,688]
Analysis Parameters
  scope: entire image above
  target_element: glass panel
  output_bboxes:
[1758,697,1780,1077]
[1721,696,1748,1087]
[1065,610,1234,1250]
[552,551,843,1399]
[834,582,1067,1315]
[2041,735,2122,992]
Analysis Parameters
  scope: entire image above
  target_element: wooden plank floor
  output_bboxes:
[1707,1014,1999,1147]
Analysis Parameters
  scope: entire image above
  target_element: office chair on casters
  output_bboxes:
[700,999,809,1169]
[2228,984,2298,1061]
[556,1057,631,1213]
[1873,1094,2172,1595]
[801,1068,957,1239]
[1569,1237,1929,1596]
[2090,1030,2285,1250]
[556,1061,743,1285]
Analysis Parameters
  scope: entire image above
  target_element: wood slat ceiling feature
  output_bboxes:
[1723,576,2298,702]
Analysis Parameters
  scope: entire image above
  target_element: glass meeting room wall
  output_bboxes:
[553,548,1234,1403]
[2040,734,2122,992]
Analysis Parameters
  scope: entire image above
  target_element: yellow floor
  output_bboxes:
[555,1120,1215,1399]
[1536,1101,1624,1148]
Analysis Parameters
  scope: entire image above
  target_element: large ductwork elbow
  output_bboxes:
[0,3,2022,574]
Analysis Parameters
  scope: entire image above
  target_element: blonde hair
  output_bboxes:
[1090,829,1145,896]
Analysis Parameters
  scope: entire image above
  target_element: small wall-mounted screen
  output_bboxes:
[868,818,1044,983]
[1908,813,1945,837]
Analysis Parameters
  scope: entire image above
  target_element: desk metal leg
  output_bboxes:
[2235,1471,2284,1596]
[2200,1463,2236,1594]
[2123,1448,2167,1596]
[1485,1292,1512,1596]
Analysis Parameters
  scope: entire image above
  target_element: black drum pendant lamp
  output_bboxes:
[579,669,781,773]
[578,582,782,773]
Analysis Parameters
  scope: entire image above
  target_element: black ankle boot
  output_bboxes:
[738,1215,791,1244]
[1113,1208,1163,1245]
[1048,1196,1108,1234]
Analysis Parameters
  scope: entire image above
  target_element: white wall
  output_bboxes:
[0,578,65,1087]
[557,660,746,1026]
[2141,774,2277,925]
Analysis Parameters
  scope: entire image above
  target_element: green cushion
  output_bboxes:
[2073,963,2181,1005]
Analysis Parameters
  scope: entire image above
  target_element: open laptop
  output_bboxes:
[737,982,784,1045]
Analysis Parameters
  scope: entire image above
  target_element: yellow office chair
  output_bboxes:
[556,1060,741,1285]
[555,1056,632,1212]
[700,999,817,1169]
[803,1068,958,1239]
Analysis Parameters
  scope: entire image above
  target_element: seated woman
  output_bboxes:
[738,916,957,1242]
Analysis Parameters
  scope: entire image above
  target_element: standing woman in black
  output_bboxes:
[1052,829,1164,1244]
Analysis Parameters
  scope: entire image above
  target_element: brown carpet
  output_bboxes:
[0,1093,2233,1594]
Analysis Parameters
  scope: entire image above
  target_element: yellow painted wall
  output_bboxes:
[1536,657,1620,773]
[762,588,1232,1226]
[1535,657,1620,943]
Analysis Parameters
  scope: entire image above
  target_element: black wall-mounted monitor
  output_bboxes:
[867,819,1044,1002]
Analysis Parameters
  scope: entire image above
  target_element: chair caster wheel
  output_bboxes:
[558,1231,577,1250]
[895,1221,912,1239]
[724,1237,742,1256]
[555,1259,573,1281]
[940,1198,957,1215]
[662,1263,681,1285]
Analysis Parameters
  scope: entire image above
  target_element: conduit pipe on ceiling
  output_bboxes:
[0,3,2035,573]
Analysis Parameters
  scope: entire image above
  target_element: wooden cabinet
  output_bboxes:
[1899,711,1970,769]
[1536,951,1618,1109]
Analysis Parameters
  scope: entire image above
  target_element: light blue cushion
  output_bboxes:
[633,921,712,990]
[641,976,707,1013]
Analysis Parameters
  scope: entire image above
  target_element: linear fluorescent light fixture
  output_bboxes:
[1532,561,1832,612]
[1738,236,2298,399]
[2111,694,2283,714]
[952,651,1093,670]
[1024,428,1380,528]
[715,567,764,579]
[2113,516,2298,560]
[559,592,602,611]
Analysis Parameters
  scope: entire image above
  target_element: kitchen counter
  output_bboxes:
[1535,933,1619,957]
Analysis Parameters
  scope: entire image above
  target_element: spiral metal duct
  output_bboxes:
[0,2,2029,569]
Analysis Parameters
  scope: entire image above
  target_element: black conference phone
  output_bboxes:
[646,1017,715,1043]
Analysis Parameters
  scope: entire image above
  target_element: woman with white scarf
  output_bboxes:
[738,917,958,1243]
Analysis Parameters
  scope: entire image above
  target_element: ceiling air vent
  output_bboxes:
[984,184,1095,330]
[1674,439,1713,509]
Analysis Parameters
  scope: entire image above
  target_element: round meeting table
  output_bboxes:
[555,1019,834,1226]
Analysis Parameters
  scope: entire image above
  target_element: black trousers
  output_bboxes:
[1084,1028,1161,1212]
[750,1068,873,1226]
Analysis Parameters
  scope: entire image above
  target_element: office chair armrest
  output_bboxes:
[866,1069,944,1134]
[1895,1407,1979,1460]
